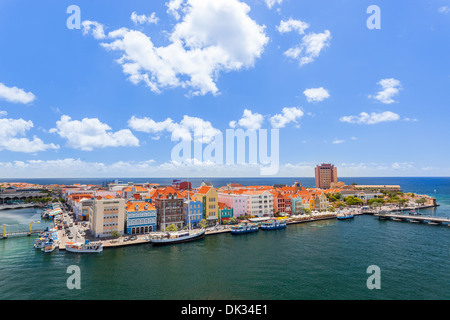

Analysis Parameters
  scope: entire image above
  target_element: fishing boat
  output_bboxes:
[150,229,205,246]
[260,219,287,230]
[65,240,103,253]
[230,223,259,234]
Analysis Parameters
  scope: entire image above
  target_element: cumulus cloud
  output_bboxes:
[50,115,139,151]
[277,18,309,34]
[370,78,401,104]
[265,0,283,9]
[128,115,221,143]
[230,109,264,130]
[284,30,331,66]
[270,107,304,128]
[332,139,345,144]
[131,11,159,25]
[340,111,400,125]
[278,19,331,67]
[0,82,36,104]
[81,20,106,40]
[85,0,268,96]
[303,87,330,102]
[0,110,7,117]
[0,118,59,153]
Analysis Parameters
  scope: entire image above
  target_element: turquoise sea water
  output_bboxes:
[0,177,449,300]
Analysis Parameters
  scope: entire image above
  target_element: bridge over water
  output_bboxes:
[375,213,450,226]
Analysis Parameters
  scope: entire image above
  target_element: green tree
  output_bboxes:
[303,208,312,215]
[229,217,237,225]
[166,224,178,232]
[111,231,121,238]
[199,219,207,229]
[416,198,426,205]
[327,206,336,212]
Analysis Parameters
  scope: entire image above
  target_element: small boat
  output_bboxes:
[34,229,59,249]
[337,213,354,220]
[150,229,205,246]
[260,219,286,230]
[230,223,259,234]
[42,239,59,253]
[409,210,421,216]
[65,240,103,253]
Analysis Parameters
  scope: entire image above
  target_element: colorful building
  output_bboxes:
[218,202,233,223]
[126,201,157,234]
[183,198,203,228]
[195,186,218,226]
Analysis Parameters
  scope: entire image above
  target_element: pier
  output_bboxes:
[375,213,450,226]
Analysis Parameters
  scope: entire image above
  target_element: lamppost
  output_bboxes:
[28,221,40,236]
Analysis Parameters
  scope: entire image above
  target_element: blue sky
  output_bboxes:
[0,0,449,178]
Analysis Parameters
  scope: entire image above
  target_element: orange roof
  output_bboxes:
[126,201,156,212]
[152,187,182,199]
[197,186,212,194]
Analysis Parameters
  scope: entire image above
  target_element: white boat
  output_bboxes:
[150,229,205,246]
[42,240,59,253]
[34,229,59,249]
[65,240,103,253]
[260,219,287,230]
[230,223,259,234]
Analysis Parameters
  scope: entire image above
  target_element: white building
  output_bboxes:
[242,190,273,217]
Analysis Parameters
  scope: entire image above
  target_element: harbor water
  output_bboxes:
[0,177,449,300]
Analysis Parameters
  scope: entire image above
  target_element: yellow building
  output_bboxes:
[195,186,218,226]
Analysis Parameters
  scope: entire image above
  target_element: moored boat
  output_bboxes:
[337,213,354,220]
[260,219,287,230]
[230,223,259,234]
[150,229,205,246]
[42,239,59,253]
[65,240,103,253]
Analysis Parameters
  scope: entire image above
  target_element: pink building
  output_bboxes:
[218,192,248,218]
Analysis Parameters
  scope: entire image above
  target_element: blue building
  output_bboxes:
[126,201,157,234]
[183,199,203,228]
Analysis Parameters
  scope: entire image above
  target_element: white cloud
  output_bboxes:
[231,109,264,130]
[332,139,345,144]
[88,0,268,96]
[370,78,401,104]
[283,30,331,66]
[277,18,309,34]
[128,115,221,143]
[265,0,283,9]
[0,118,59,153]
[0,110,7,117]
[81,20,106,40]
[438,6,450,14]
[131,11,159,25]
[392,162,414,170]
[340,111,400,125]
[0,82,36,104]
[270,107,304,129]
[50,115,139,151]
[303,87,330,102]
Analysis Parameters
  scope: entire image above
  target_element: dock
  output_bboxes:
[375,213,450,226]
